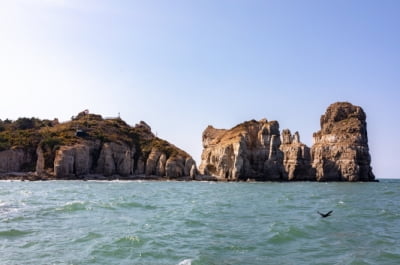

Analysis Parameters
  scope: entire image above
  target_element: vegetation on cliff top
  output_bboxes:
[0,111,188,162]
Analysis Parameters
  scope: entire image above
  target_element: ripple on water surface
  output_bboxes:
[0,180,399,265]
[0,229,34,238]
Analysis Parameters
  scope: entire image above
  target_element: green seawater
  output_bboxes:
[0,180,399,265]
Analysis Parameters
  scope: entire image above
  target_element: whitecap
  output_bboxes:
[56,200,88,212]
[65,200,85,206]
[177,259,192,265]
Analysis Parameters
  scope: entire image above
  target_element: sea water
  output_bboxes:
[0,180,399,265]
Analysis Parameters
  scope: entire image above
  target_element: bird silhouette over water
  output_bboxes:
[317,210,333,218]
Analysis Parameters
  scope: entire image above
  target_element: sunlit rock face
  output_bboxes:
[200,102,375,182]
[280,129,314,181]
[199,119,286,181]
[311,102,375,181]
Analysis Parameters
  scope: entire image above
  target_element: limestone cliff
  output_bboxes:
[50,122,196,179]
[311,102,375,181]
[199,119,285,181]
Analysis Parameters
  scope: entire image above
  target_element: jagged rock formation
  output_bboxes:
[311,102,375,181]
[54,142,100,178]
[280,129,313,180]
[199,102,375,182]
[0,112,196,180]
[199,119,285,181]
[0,102,376,181]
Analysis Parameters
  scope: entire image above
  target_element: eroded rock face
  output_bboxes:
[311,102,375,181]
[199,102,375,181]
[280,129,314,181]
[145,148,162,176]
[54,142,99,178]
[95,142,135,176]
[199,120,285,181]
[51,140,196,179]
[0,149,33,173]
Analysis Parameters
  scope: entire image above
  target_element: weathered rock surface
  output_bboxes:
[54,142,99,178]
[199,119,285,181]
[0,149,33,173]
[0,103,375,181]
[0,112,196,179]
[199,102,375,182]
[311,102,375,181]
[51,139,195,179]
[280,129,314,181]
[95,142,135,177]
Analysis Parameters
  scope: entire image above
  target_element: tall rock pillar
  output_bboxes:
[311,102,375,181]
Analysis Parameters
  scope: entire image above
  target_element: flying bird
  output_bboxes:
[317,210,333,218]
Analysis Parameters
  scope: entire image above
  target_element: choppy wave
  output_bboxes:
[0,229,33,237]
[0,180,399,265]
[74,232,103,243]
[56,200,89,212]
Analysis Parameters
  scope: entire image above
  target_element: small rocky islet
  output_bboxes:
[0,102,375,181]
[200,102,374,182]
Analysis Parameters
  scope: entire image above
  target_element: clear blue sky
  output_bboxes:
[1,0,399,178]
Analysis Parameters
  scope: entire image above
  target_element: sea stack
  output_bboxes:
[311,102,375,181]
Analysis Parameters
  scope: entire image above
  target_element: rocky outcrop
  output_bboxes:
[50,139,196,179]
[0,104,375,181]
[199,119,285,181]
[311,102,375,181]
[54,142,99,178]
[280,130,314,181]
[50,140,196,179]
[199,102,375,182]
[95,142,135,176]
[145,148,162,176]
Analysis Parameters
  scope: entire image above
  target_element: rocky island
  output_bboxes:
[0,111,197,180]
[199,102,375,181]
[0,102,375,181]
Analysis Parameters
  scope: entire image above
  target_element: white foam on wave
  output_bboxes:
[0,180,23,182]
[86,179,147,183]
[177,259,192,265]
[65,200,85,206]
